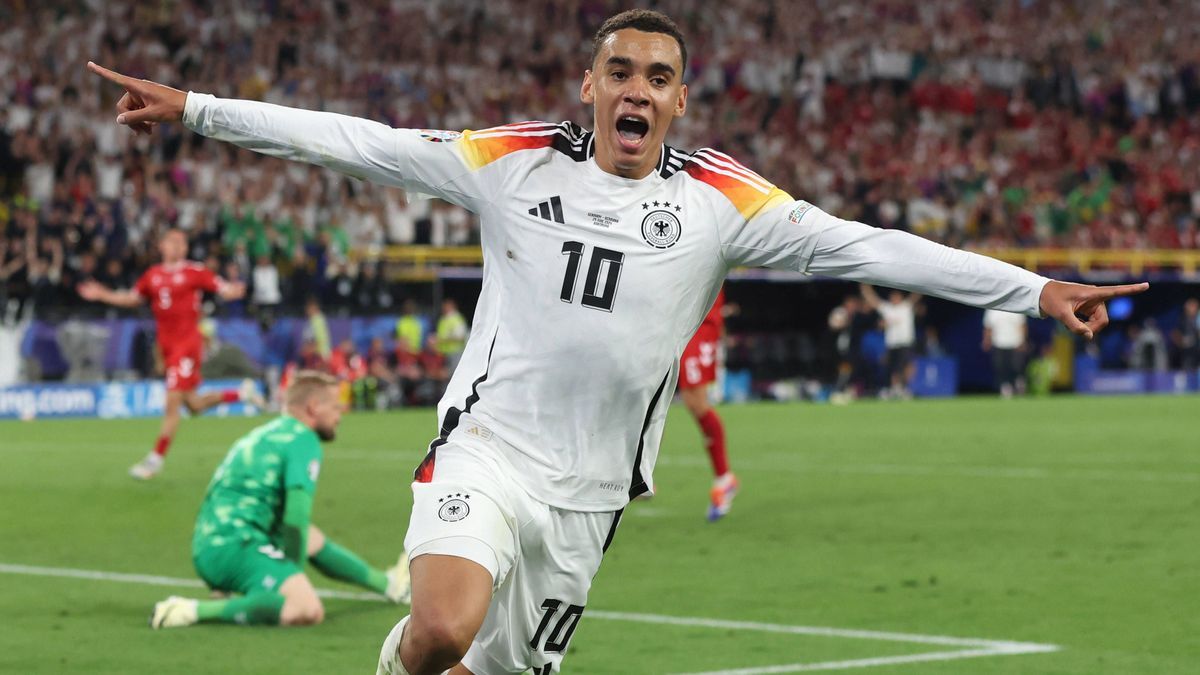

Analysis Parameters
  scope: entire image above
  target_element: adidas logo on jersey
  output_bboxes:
[528,196,565,224]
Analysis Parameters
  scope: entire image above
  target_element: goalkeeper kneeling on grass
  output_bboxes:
[151,370,410,629]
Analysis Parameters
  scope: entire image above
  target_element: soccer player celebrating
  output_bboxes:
[151,370,409,629]
[679,287,738,521]
[89,9,1147,674]
[78,228,263,479]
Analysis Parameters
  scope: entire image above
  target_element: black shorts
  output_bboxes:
[887,347,913,376]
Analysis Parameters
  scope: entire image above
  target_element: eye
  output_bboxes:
[611,71,627,81]
[651,77,668,87]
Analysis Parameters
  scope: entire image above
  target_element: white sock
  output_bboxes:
[377,615,411,675]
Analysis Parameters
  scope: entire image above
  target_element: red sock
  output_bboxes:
[698,409,728,477]
[221,390,240,403]
[154,434,173,457]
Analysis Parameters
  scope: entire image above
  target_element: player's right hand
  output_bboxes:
[87,61,187,135]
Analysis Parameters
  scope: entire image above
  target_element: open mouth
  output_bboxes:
[615,115,650,145]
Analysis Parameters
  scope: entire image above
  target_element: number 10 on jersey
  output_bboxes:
[560,241,624,312]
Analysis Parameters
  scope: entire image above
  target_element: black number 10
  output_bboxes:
[530,598,585,654]
[560,241,624,312]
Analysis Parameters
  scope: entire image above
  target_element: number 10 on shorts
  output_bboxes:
[530,598,584,654]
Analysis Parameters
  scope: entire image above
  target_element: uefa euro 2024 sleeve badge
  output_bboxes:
[641,200,682,249]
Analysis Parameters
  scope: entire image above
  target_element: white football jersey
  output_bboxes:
[185,95,1050,511]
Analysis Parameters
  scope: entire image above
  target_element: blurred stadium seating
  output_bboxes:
[1,0,1198,407]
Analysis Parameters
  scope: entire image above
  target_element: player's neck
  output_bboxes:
[592,144,662,180]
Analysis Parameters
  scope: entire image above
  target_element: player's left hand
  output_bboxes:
[1039,280,1149,340]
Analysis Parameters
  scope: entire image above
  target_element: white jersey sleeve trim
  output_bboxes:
[686,154,771,195]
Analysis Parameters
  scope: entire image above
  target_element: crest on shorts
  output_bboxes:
[640,205,682,249]
[437,493,471,522]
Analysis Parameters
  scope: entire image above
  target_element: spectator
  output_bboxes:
[1128,319,1169,372]
[418,333,449,404]
[395,299,423,355]
[251,254,282,315]
[1173,298,1199,370]
[1027,344,1059,397]
[862,284,919,398]
[435,298,468,374]
[983,309,1028,398]
[302,297,331,360]
[394,333,424,407]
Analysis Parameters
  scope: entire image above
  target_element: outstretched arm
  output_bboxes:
[86,62,484,209]
[714,157,1144,341]
[77,280,144,308]
[859,283,881,309]
[806,217,1146,340]
[216,279,246,301]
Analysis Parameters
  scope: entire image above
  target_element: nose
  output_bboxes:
[622,77,651,107]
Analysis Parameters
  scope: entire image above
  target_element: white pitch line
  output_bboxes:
[655,455,1200,484]
[0,563,384,602]
[0,562,1060,673]
[582,610,1052,651]
[671,646,1057,675]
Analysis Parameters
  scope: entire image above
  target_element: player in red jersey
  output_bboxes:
[78,229,260,479]
[679,287,738,521]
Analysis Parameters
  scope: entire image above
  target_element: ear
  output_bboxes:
[674,82,688,118]
[580,70,595,105]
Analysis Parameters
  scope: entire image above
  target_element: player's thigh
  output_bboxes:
[194,543,303,596]
[462,507,622,675]
[165,343,203,393]
[404,451,520,646]
[407,553,494,652]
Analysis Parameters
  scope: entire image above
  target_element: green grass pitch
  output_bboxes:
[0,396,1196,673]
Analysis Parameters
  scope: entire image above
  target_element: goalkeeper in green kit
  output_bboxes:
[151,370,410,628]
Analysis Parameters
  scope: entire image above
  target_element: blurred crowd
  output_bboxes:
[2,0,1200,320]
[278,296,468,408]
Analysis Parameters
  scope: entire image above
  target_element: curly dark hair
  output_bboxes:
[591,9,687,75]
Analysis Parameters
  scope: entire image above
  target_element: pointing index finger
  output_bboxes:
[87,61,138,90]
[1093,282,1150,300]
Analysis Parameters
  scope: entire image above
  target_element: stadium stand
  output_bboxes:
[0,0,1197,401]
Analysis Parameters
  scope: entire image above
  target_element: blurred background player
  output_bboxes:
[151,370,409,629]
[77,228,263,479]
[679,287,737,521]
[982,309,1028,398]
[861,284,919,399]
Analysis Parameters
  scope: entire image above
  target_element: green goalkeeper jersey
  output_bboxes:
[193,415,323,552]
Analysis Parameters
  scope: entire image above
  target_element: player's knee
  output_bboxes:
[407,609,474,667]
[280,597,324,626]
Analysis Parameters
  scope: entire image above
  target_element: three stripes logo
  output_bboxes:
[529,196,565,224]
